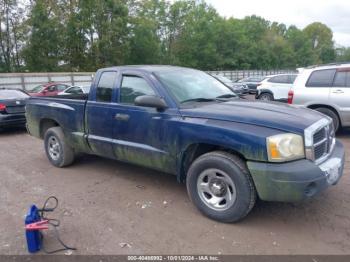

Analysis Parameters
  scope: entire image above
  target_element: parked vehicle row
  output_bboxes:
[29,83,90,97]
[58,85,91,95]
[289,63,350,132]
[236,76,266,94]
[29,82,71,96]
[25,65,345,223]
[0,88,29,128]
[256,74,298,102]
[211,74,249,96]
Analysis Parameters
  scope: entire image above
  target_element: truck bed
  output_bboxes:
[25,94,90,153]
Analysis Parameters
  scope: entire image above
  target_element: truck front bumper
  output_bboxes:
[247,140,345,202]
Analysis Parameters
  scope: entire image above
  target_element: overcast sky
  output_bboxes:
[205,0,350,47]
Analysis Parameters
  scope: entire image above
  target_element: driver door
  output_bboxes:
[112,71,176,173]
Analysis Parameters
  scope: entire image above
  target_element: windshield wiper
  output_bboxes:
[181,98,216,104]
[216,94,237,99]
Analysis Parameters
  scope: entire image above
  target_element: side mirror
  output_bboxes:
[134,95,167,110]
[42,90,47,94]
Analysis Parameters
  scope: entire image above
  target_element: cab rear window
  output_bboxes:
[306,69,336,87]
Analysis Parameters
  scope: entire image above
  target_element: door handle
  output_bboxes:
[332,89,344,94]
[115,113,130,121]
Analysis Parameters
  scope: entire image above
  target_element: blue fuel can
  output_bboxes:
[25,205,41,253]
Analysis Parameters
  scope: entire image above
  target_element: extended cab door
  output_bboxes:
[330,68,350,125]
[85,71,119,158]
[111,71,177,173]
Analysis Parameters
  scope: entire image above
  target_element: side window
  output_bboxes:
[120,75,156,104]
[306,69,336,87]
[333,72,347,87]
[47,85,56,92]
[289,75,297,84]
[333,71,350,87]
[268,75,289,83]
[57,84,68,91]
[67,86,82,94]
[96,72,118,102]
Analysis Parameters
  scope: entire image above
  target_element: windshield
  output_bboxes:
[31,84,44,93]
[215,75,233,83]
[155,69,234,103]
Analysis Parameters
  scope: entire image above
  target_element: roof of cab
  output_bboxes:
[99,65,190,73]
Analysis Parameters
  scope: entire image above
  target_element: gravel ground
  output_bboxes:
[0,126,349,255]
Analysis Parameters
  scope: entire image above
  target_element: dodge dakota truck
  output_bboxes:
[26,66,345,222]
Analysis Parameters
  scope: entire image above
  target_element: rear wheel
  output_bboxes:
[186,151,256,223]
[44,127,75,167]
[258,93,273,101]
[315,107,340,132]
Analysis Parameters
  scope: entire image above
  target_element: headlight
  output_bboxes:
[266,133,305,162]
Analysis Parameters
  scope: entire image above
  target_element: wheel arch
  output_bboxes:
[178,143,246,183]
[39,118,60,139]
[258,89,274,99]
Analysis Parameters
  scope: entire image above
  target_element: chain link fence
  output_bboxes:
[0,72,94,91]
[207,70,297,81]
[0,70,297,90]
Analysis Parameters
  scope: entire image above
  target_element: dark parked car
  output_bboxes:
[212,74,249,95]
[26,66,345,223]
[236,76,266,94]
[29,82,70,97]
[0,88,29,128]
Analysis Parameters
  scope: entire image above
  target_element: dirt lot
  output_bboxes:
[0,126,349,255]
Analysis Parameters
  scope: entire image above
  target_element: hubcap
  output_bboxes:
[48,136,60,161]
[261,94,271,101]
[197,169,237,211]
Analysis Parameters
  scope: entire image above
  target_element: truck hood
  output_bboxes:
[180,99,324,134]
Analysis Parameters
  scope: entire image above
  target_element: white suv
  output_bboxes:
[288,63,350,131]
[256,74,298,102]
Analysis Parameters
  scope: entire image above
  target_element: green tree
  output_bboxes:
[285,25,317,67]
[22,0,65,71]
[63,0,88,71]
[303,22,335,64]
[127,0,168,64]
[0,0,25,72]
[336,47,350,62]
[171,1,222,70]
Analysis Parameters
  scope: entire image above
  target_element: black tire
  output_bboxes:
[44,127,75,167]
[186,151,256,223]
[315,107,340,132]
[258,93,274,101]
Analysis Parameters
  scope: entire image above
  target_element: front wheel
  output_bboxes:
[186,151,256,223]
[44,127,75,167]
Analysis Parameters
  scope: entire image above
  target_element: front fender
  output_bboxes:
[176,117,283,180]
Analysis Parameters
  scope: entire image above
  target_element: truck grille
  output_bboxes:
[305,118,335,164]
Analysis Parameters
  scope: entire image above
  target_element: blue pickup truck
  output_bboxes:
[26,66,345,222]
